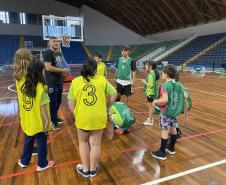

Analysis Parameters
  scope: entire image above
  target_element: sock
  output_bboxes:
[170,134,177,148]
[160,138,168,153]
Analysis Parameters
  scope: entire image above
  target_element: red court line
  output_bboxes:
[0,121,17,127]
[1,126,226,180]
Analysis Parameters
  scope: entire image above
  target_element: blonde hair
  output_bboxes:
[13,48,33,81]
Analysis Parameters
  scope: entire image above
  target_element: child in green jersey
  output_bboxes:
[142,61,160,126]
[109,95,136,135]
[151,65,185,160]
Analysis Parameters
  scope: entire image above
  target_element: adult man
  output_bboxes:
[43,37,68,131]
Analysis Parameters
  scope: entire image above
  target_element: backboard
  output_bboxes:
[42,15,84,42]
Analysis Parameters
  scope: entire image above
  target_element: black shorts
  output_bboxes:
[116,82,132,97]
[146,95,154,102]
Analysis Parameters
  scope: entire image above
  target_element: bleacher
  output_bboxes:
[24,36,47,48]
[194,38,226,68]
[0,35,19,65]
[61,42,87,64]
[87,45,110,60]
[164,33,226,66]
[86,39,183,64]
[0,35,87,65]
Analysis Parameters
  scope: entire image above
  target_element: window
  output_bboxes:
[0,11,9,23]
[20,12,26,24]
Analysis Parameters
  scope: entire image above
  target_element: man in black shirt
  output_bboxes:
[43,37,68,131]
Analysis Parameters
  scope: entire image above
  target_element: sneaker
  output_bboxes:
[90,165,99,177]
[166,147,176,155]
[18,160,28,168]
[151,150,167,160]
[114,129,124,135]
[37,160,54,172]
[57,118,64,124]
[76,164,90,178]
[32,147,38,156]
[143,120,154,126]
[52,125,60,131]
[124,128,131,133]
[177,130,182,138]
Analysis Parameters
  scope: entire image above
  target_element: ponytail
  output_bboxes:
[148,61,160,80]
[81,59,97,82]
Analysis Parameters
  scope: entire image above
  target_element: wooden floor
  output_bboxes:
[1,67,226,185]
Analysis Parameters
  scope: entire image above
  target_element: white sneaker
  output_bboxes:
[143,119,154,126]
[37,160,54,172]
[18,160,28,168]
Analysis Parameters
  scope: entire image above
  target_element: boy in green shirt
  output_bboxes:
[116,46,136,104]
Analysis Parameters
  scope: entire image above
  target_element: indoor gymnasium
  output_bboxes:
[0,0,226,185]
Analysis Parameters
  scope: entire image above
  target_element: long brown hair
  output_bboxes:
[13,48,33,81]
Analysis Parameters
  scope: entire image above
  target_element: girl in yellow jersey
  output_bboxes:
[94,53,107,77]
[13,49,54,172]
[68,59,117,178]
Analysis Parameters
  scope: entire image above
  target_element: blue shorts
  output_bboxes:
[159,115,178,130]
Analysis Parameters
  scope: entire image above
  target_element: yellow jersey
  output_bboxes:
[16,79,50,136]
[96,62,107,77]
[68,75,116,130]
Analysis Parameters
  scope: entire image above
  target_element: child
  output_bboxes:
[109,95,136,135]
[14,49,54,171]
[115,46,136,104]
[94,53,107,77]
[151,64,186,160]
[68,59,117,178]
[142,61,160,126]
[13,49,38,155]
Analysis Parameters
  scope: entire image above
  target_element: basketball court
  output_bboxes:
[0,1,226,184]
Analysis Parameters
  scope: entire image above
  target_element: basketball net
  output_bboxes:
[61,35,71,48]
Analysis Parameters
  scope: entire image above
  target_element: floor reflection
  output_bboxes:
[0,99,18,116]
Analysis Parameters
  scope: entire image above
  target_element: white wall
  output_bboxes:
[147,19,226,41]
[81,6,154,45]
[0,0,79,15]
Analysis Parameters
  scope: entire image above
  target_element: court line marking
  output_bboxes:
[7,84,17,92]
[141,159,226,185]
[1,126,226,180]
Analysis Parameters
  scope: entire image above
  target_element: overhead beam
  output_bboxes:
[162,0,184,25]
[140,0,169,31]
[120,0,153,35]
[187,0,207,22]
[151,0,177,28]
[173,0,192,21]
[87,2,140,34]
[131,0,164,33]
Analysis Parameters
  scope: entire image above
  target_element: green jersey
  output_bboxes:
[116,57,133,81]
[162,80,185,117]
[144,71,158,98]
[109,102,136,131]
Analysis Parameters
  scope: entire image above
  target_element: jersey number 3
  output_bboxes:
[83,84,97,106]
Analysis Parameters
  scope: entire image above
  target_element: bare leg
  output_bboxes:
[89,130,103,171]
[77,129,90,171]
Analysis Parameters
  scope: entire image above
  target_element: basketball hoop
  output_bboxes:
[61,35,71,48]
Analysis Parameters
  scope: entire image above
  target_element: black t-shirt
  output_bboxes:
[43,49,63,84]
